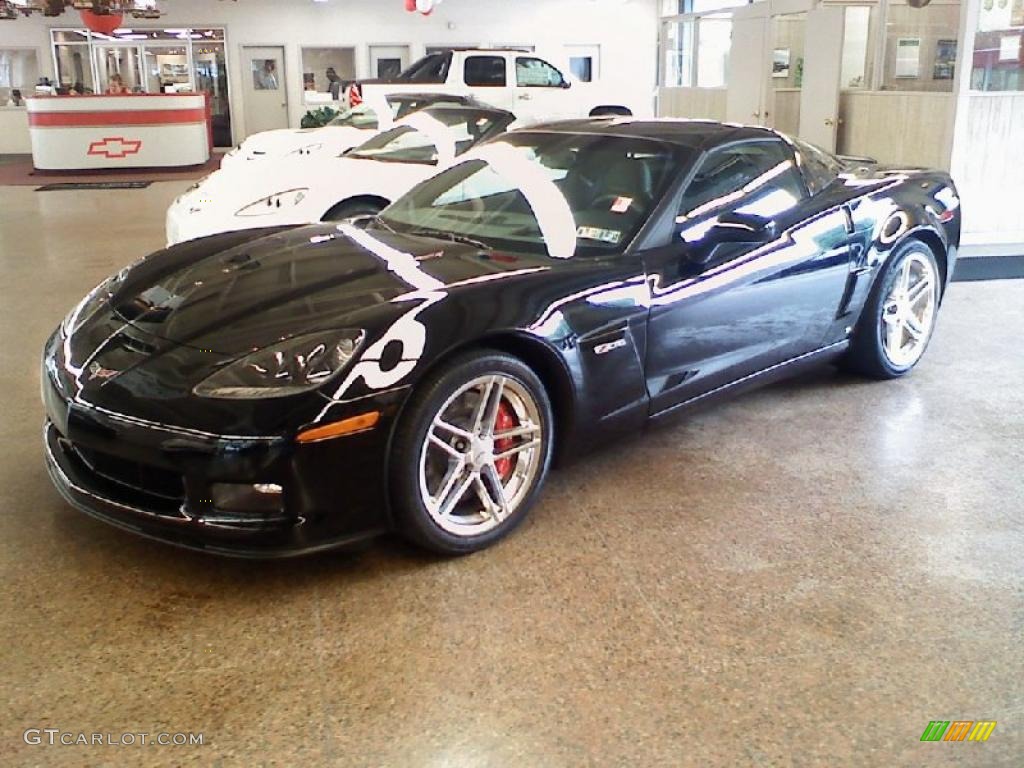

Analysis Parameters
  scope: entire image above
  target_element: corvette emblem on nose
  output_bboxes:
[88,361,120,381]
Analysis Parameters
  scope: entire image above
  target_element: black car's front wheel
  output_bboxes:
[391,351,553,554]
[843,239,941,379]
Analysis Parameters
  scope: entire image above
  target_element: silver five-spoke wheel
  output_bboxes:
[880,251,937,368]
[418,374,544,537]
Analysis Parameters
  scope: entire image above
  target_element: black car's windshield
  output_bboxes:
[346,108,509,165]
[379,132,687,258]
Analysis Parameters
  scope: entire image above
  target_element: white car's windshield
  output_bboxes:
[379,132,687,258]
[346,108,510,165]
[328,103,383,130]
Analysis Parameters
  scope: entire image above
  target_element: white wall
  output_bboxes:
[0,0,658,142]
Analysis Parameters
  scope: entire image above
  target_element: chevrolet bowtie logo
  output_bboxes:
[87,137,143,159]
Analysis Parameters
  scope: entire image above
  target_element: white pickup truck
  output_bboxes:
[352,48,649,126]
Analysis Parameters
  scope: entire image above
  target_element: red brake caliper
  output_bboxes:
[493,399,518,481]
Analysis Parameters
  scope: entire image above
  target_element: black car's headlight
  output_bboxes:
[61,273,122,336]
[193,329,364,399]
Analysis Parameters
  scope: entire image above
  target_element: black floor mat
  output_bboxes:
[36,181,152,191]
[952,255,1024,282]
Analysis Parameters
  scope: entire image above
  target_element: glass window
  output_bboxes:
[54,44,95,93]
[678,140,805,227]
[664,20,694,87]
[570,56,594,82]
[881,0,961,92]
[841,6,875,89]
[301,47,356,98]
[143,45,188,93]
[972,0,1024,91]
[515,57,566,87]
[464,55,507,87]
[398,52,452,83]
[696,14,731,87]
[0,49,39,104]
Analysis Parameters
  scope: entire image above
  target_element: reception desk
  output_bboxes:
[26,93,211,171]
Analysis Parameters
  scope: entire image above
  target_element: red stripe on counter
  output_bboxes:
[28,108,208,128]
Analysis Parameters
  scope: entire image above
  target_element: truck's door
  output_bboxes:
[512,56,575,124]
[461,53,516,113]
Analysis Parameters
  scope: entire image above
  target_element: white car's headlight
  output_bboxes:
[235,188,309,217]
[193,329,364,399]
[288,143,324,157]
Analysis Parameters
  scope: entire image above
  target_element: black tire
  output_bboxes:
[322,199,385,222]
[390,350,554,555]
[840,238,941,380]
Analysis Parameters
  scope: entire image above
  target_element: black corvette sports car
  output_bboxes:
[43,119,960,556]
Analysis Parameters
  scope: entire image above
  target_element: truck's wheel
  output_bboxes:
[589,106,632,117]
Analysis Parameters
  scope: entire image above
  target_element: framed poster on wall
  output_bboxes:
[933,39,956,80]
[895,37,921,79]
[772,48,790,78]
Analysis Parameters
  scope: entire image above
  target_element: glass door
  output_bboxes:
[192,38,232,147]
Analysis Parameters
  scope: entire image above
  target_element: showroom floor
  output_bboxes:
[1,182,1021,767]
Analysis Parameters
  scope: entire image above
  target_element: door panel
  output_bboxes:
[799,5,845,150]
[643,140,851,414]
[513,56,574,124]
[242,45,288,137]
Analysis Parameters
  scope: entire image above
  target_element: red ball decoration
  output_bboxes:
[404,0,417,11]
[80,9,124,35]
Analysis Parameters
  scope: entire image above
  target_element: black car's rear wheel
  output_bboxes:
[842,239,940,379]
[391,351,553,554]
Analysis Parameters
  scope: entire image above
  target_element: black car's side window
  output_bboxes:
[792,138,843,196]
[678,140,806,225]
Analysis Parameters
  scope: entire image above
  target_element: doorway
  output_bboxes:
[242,45,288,137]
[726,1,844,150]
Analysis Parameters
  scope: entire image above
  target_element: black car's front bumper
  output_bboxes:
[42,367,394,558]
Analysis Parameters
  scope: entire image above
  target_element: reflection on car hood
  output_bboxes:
[110,224,548,356]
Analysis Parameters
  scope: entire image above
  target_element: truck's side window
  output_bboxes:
[464,56,507,87]
[515,57,565,88]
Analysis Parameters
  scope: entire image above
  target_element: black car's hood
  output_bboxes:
[111,223,550,356]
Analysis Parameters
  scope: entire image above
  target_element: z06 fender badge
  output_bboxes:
[594,338,628,356]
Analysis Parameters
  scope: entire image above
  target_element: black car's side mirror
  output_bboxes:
[680,212,778,268]
[707,211,778,244]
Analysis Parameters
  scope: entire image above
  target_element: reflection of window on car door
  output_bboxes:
[643,136,852,414]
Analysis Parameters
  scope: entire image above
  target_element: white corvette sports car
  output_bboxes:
[166,105,515,246]
[219,92,487,170]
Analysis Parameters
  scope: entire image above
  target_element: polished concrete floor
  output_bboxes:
[1,182,1021,767]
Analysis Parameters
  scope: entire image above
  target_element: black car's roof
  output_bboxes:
[520,118,781,151]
